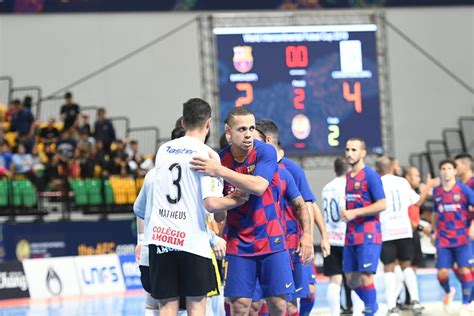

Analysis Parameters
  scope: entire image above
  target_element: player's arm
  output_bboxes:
[133,181,148,263]
[289,196,313,261]
[204,189,248,213]
[312,202,330,257]
[192,146,277,196]
[342,198,386,222]
[415,175,439,207]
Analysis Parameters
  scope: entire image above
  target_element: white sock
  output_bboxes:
[145,308,160,316]
[394,265,405,298]
[384,272,397,310]
[403,267,420,302]
[178,311,188,316]
[327,283,341,316]
[351,290,365,316]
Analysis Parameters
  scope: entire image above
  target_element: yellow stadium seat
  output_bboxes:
[5,132,16,147]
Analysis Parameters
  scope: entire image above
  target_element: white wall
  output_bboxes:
[0,7,473,195]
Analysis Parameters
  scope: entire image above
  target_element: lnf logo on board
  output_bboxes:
[74,254,125,294]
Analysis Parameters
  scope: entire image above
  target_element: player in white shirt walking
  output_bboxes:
[322,157,351,316]
[376,157,422,316]
[145,98,248,316]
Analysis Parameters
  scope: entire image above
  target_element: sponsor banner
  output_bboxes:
[1,220,136,261]
[118,254,142,290]
[23,257,80,298]
[0,261,30,300]
[75,254,126,294]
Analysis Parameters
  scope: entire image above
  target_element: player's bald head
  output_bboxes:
[224,107,254,127]
[375,156,392,175]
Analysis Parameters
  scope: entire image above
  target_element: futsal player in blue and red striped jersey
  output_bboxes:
[191,107,313,316]
[432,159,474,315]
[341,138,386,316]
[251,127,313,316]
[256,119,329,316]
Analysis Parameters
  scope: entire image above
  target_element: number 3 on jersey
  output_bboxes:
[166,163,182,204]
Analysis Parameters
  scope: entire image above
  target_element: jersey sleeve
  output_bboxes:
[461,183,474,207]
[282,169,301,202]
[367,170,385,201]
[294,166,316,202]
[254,143,277,183]
[201,149,224,199]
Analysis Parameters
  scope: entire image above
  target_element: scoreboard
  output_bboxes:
[213,24,383,155]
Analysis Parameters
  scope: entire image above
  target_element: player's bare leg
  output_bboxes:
[185,296,207,316]
[230,297,252,316]
[145,292,160,316]
[265,295,287,316]
[159,297,180,316]
[249,300,263,316]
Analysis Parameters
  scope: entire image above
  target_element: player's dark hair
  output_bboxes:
[347,137,366,150]
[175,116,183,128]
[224,107,253,126]
[12,99,21,105]
[255,128,267,142]
[182,98,211,130]
[171,126,185,140]
[219,133,229,150]
[64,92,72,99]
[334,157,349,177]
[454,153,472,162]
[439,159,456,169]
[256,119,279,142]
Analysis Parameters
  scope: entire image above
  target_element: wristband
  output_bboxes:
[416,224,424,232]
[209,231,218,247]
[137,233,144,244]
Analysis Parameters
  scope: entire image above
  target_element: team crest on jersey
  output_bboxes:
[354,181,361,190]
[453,194,461,202]
[233,46,254,73]
[247,164,255,174]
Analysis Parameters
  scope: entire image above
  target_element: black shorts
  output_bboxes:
[381,238,415,265]
[411,231,424,267]
[323,246,344,276]
[149,245,216,300]
[139,265,152,293]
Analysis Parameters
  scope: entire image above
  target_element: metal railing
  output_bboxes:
[127,126,160,156]
[10,86,42,117]
[0,76,13,105]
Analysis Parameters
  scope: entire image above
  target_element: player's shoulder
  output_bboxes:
[254,139,274,154]
[323,177,344,191]
[143,167,157,183]
[363,166,381,179]
[278,166,294,181]
[280,156,304,174]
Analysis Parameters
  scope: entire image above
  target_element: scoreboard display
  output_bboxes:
[213,24,383,155]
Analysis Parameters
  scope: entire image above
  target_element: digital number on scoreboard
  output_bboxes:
[214,24,383,155]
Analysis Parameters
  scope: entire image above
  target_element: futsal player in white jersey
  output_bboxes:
[321,157,351,316]
[376,157,422,316]
[145,98,248,316]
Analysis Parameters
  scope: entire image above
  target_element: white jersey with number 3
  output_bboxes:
[145,136,224,259]
[321,177,347,247]
[380,174,420,241]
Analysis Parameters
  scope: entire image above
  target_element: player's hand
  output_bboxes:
[229,189,249,206]
[190,152,222,177]
[425,174,440,189]
[341,209,357,222]
[296,233,314,264]
[422,222,432,236]
[320,237,331,258]
[135,243,142,263]
[212,236,226,260]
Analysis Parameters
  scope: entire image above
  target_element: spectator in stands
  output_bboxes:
[10,143,34,176]
[38,117,60,144]
[125,139,138,160]
[56,130,77,162]
[94,108,115,151]
[43,153,64,190]
[60,92,80,132]
[23,96,33,110]
[10,99,36,151]
[69,148,81,178]
[0,141,13,178]
[78,112,91,136]
[0,127,7,144]
[81,146,99,178]
[77,129,94,156]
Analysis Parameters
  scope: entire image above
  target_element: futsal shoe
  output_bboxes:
[443,286,456,313]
